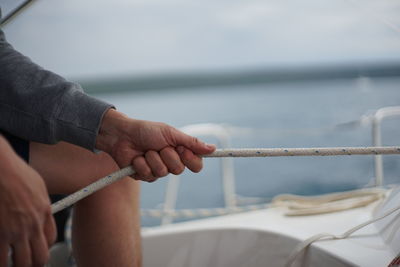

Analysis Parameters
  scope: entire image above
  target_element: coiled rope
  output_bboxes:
[51,146,400,214]
[139,188,386,219]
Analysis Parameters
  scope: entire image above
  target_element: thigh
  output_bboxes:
[29,141,138,195]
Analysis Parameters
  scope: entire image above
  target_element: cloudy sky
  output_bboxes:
[2,0,400,79]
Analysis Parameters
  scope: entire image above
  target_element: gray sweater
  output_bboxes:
[0,29,114,151]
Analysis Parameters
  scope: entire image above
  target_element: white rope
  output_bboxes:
[271,187,386,216]
[208,146,400,157]
[140,203,272,218]
[51,167,135,214]
[139,188,385,219]
[51,146,400,214]
[285,199,400,267]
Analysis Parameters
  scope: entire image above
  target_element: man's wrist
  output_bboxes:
[95,109,134,153]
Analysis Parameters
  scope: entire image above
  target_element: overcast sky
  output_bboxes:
[2,0,400,79]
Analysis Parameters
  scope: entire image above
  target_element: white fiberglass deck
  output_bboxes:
[142,187,400,267]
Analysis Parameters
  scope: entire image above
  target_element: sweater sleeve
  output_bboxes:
[0,29,114,151]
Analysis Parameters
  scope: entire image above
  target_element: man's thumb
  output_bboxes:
[175,130,216,155]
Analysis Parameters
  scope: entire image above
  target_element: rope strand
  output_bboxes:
[205,146,400,157]
[51,146,400,214]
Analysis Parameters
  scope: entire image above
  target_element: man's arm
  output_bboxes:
[0,135,56,266]
[0,29,113,151]
[0,29,215,181]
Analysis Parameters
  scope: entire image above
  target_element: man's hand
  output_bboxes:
[95,109,216,182]
[0,136,56,267]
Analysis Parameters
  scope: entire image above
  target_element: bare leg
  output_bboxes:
[30,141,141,267]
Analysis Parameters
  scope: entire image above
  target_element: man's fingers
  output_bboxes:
[132,156,153,181]
[43,214,57,246]
[160,147,184,175]
[30,233,50,266]
[145,151,169,178]
[176,146,203,173]
[132,142,208,182]
[172,129,216,155]
[0,243,8,267]
[12,240,31,267]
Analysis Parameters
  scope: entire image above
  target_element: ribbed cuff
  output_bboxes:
[54,90,114,151]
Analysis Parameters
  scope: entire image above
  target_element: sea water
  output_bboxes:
[94,76,400,226]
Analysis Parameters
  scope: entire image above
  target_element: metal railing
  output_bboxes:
[371,106,400,186]
[161,124,236,225]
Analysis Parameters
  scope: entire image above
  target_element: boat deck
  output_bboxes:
[143,192,397,267]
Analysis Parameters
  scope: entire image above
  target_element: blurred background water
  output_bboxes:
[2,0,400,226]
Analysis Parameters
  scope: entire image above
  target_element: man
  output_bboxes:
[0,17,215,267]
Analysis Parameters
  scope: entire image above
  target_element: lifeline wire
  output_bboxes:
[51,146,400,214]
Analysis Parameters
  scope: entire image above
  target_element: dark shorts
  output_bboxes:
[0,130,30,162]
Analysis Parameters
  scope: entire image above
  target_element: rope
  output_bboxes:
[271,187,386,216]
[138,188,385,219]
[51,146,400,214]
[285,199,400,267]
[51,167,134,214]
[208,146,400,157]
[140,203,272,218]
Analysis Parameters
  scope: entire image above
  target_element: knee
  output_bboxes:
[62,152,121,194]
[92,152,120,179]
[75,152,139,198]
[77,167,140,208]
[81,152,121,188]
